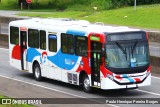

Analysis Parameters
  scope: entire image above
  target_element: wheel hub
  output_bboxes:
[35,67,40,78]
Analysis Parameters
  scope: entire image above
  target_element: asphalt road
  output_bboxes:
[0,48,160,107]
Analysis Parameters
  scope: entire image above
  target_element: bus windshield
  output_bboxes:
[105,33,149,69]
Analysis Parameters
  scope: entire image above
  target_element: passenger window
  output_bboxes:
[10,26,19,45]
[40,30,46,50]
[28,29,39,48]
[61,33,74,54]
[49,34,57,52]
[75,36,88,57]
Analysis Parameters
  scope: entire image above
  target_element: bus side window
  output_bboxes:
[10,26,19,45]
[28,29,39,48]
[40,30,46,50]
[75,36,88,57]
[49,34,57,52]
[61,33,74,54]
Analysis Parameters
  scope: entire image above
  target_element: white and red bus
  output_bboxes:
[9,18,151,92]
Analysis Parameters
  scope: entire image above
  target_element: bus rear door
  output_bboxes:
[20,27,28,70]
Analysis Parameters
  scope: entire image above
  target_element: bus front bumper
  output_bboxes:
[100,72,151,90]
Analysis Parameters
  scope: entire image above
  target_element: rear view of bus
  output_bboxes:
[101,31,151,89]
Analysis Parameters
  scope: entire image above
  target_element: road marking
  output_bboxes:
[0,48,8,51]
[0,74,85,98]
[0,74,119,107]
[152,76,160,80]
[136,89,160,96]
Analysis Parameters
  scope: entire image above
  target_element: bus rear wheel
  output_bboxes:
[33,63,42,81]
[83,75,92,93]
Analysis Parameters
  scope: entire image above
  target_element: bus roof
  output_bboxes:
[9,18,141,34]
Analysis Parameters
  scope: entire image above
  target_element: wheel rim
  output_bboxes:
[84,77,90,90]
[35,67,40,78]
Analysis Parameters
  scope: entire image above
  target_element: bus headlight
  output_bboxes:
[146,71,150,77]
[107,74,114,80]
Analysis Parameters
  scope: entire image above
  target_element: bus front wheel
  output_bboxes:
[83,75,92,93]
[33,63,42,81]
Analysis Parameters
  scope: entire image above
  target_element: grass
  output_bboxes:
[18,4,160,29]
[0,0,18,10]
[19,11,90,18]
[0,95,34,107]
[82,4,160,29]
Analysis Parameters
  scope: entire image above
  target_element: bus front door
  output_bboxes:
[90,41,102,87]
[20,31,27,70]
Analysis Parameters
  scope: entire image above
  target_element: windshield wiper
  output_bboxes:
[116,42,126,54]
[116,42,127,60]
[131,40,138,57]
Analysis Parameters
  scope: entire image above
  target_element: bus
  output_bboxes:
[9,18,151,92]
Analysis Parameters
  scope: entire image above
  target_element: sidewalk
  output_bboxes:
[0,10,29,18]
[0,10,53,18]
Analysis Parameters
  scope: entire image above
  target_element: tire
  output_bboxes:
[83,75,92,93]
[33,63,42,81]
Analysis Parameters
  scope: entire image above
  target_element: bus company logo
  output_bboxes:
[40,52,48,63]
[65,59,75,65]
[2,99,12,104]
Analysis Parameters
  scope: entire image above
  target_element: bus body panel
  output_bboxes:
[9,44,21,70]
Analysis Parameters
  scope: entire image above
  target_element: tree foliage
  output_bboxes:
[16,0,160,10]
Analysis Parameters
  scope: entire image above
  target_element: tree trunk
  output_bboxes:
[18,0,28,9]
[18,0,22,6]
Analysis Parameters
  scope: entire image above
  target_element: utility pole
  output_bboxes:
[134,0,137,11]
